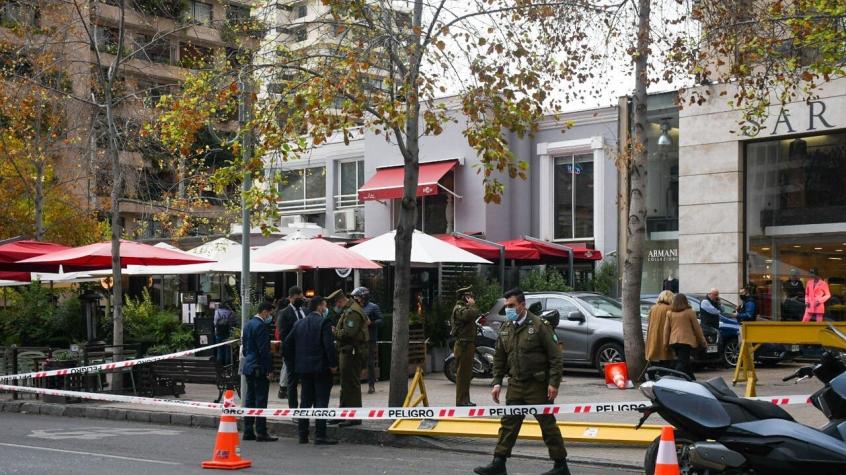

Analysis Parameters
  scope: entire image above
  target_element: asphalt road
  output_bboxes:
[0,413,639,475]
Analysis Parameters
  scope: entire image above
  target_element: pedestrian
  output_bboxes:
[331,289,368,427]
[283,296,339,445]
[213,300,237,364]
[451,285,479,406]
[351,287,382,394]
[240,302,278,442]
[735,287,757,322]
[276,286,306,403]
[665,293,707,381]
[803,267,831,323]
[699,288,722,329]
[474,288,570,475]
[645,290,674,367]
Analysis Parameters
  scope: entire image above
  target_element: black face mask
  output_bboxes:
[293,298,305,308]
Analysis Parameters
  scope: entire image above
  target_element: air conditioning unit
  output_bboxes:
[334,209,360,233]
[280,215,305,228]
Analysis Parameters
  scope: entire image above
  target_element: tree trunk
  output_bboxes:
[621,0,650,381]
[34,161,45,241]
[388,0,423,409]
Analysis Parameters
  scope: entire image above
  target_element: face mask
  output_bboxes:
[334,305,342,313]
[505,307,519,322]
[293,298,304,308]
[262,314,272,323]
[322,308,329,318]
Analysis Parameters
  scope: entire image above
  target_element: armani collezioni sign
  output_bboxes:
[744,100,837,137]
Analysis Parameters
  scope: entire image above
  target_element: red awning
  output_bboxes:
[358,160,457,201]
[0,240,70,263]
[499,239,602,261]
[436,235,502,261]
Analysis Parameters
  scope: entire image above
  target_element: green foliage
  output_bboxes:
[0,282,55,346]
[520,268,572,293]
[423,298,451,347]
[590,258,618,296]
[123,289,193,352]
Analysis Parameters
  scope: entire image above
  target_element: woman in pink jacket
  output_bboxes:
[803,267,831,323]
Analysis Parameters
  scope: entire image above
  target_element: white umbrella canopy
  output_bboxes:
[187,238,239,259]
[124,243,296,275]
[349,230,492,265]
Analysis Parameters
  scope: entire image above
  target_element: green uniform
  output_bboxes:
[491,312,566,461]
[451,300,479,405]
[334,301,369,408]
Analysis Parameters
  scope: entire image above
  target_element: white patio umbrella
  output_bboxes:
[349,230,492,264]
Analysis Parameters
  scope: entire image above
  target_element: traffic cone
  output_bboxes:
[202,389,252,470]
[604,361,634,389]
[654,426,681,475]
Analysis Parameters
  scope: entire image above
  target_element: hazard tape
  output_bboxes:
[0,339,237,383]
[0,383,813,420]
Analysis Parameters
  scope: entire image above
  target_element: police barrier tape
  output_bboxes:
[0,383,813,420]
[0,339,238,383]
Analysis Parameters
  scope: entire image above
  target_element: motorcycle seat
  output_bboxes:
[703,377,795,423]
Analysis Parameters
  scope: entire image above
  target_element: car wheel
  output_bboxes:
[443,357,457,383]
[644,432,697,475]
[594,342,625,373]
[723,338,739,368]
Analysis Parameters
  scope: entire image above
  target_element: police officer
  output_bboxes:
[474,288,570,475]
[451,285,479,406]
[332,289,369,427]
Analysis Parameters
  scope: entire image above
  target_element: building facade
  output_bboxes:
[679,78,846,318]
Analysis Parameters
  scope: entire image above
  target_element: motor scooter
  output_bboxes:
[638,329,846,474]
[444,316,497,383]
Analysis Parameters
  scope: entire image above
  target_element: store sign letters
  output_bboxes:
[744,100,837,137]
[648,248,678,263]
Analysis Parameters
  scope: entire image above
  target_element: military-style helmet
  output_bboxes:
[456,285,474,299]
[351,287,370,299]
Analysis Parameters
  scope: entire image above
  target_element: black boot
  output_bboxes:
[474,456,507,475]
[540,459,571,475]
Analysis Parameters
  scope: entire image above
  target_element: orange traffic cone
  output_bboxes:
[604,361,634,389]
[654,426,681,475]
[202,389,252,470]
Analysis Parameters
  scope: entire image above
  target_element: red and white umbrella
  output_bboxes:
[18,240,214,272]
[255,237,380,269]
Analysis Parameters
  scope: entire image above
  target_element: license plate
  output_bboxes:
[707,345,719,353]
[791,345,800,352]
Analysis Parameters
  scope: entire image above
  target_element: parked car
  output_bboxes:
[485,292,721,372]
[642,294,798,367]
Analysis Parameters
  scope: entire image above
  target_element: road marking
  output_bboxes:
[27,427,182,440]
[0,443,182,465]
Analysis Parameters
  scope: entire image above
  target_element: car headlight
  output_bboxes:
[640,381,656,400]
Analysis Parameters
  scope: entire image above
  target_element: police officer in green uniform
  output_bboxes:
[332,290,368,427]
[451,285,479,406]
[474,288,570,475]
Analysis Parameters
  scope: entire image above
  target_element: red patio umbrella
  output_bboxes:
[18,240,215,272]
[435,234,502,261]
[0,272,31,282]
[0,240,73,272]
[499,239,601,261]
[498,239,542,260]
[255,237,380,269]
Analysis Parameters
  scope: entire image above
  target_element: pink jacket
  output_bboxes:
[805,278,831,315]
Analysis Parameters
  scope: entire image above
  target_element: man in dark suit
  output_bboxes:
[241,302,278,442]
[276,286,306,404]
[284,296,339,445]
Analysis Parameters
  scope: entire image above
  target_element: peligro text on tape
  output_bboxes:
[0,339,238,383]
[0,383,813,420]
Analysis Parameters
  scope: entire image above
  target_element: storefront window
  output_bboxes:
[553,154,594,240]
[746,132,846,321]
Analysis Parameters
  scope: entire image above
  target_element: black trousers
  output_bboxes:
[671,343,695,380]
[298,371,334,440]
[244,371,270,435]
[287,366,299,408]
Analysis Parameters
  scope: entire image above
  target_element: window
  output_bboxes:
[553,153,594,240]
[292,25,307,42]
[578,295,623,318]
[187,1,213,25]
[293,2,307,19]
[93,25,119,55]
[336,160,365,208]
[137,80,171,107]
[134,34,171,64]
[179,42,213,68]
[226,4,250,23]
[546,297,579,317]
[278,166,326,213]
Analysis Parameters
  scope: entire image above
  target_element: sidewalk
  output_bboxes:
[0,364,825,470]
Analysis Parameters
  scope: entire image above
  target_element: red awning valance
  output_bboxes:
[358,160,457,201]
[498,239,602,261]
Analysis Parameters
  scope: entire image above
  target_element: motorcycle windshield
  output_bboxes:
[655,378,731,430]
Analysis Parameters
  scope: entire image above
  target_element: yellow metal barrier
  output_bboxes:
[387,366,661,445]
[733,322,846,397]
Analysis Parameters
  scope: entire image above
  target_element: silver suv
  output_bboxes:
[485,292,719,371]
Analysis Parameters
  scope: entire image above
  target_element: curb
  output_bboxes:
[0,399,643,470]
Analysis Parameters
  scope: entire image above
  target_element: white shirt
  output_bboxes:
[290,304,306,320]
[515,311,528,326]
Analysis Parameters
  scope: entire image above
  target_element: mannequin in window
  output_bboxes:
[662,274,679,293]
[803,267,831,323]
[781,268,805,321]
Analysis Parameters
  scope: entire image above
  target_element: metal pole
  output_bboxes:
[239,76,253,395]
[453,232,506,292]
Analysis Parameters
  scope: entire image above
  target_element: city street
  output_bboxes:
[0,413,640,475]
